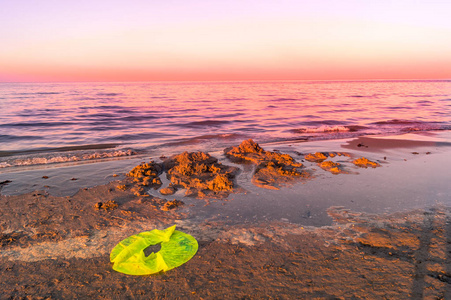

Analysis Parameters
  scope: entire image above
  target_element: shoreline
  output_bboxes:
[1,131,450,217]
[1,131,451,298]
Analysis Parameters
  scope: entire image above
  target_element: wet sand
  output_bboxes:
[1,132,451,299]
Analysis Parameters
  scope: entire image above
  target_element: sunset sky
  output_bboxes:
[1,0,450,82]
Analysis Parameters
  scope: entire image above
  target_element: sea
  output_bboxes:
[1,80,450,171]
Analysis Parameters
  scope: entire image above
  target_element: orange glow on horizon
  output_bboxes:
[2,56,451,83]
[0,9,451,82]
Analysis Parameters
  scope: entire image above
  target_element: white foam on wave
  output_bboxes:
[294,125,350,133]
[0,149,136,168]
[0,162,11,168]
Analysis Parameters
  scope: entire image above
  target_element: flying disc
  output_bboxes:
[110,225,198,275]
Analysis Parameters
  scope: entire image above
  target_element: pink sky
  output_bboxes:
[1,0,450,82]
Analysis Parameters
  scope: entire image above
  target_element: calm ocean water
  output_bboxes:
[1,80,450,170]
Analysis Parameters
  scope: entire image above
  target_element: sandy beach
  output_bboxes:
[2,0,451,296]
[1,131,451,299]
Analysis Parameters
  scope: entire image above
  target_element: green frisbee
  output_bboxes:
[110,225,198,275]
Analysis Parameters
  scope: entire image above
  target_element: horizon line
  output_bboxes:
[1,78,450,84]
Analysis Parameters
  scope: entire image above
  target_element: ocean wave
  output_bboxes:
[84,126,120,132]
[84,114,158,123]
[87,105,124,109]
[292,125,351,134]
[368,119,450,134]
[96,92,122,96]
[0,143,121,158]
[15,92,61,95]
[182,120,231,127]
[0,149,137,168]
[348,94,381,98]
[387,106,413,110]
[372,119,445,129]
[162,133,244,147]
[117,115,157,122]
[372,119,427,125]
[300,120,345,126]
[216,113,245,118]
[2,81,450,161]
[273,97,297,101]
[0,121,73,128]
[0,134,44,141]
[107,132,170,141]
[401,124,447,132]
[287,122,451,139]
[402,94,446,98]
[192,133,243,140]
[86,113,117,118]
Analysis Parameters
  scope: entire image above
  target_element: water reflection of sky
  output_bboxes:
[1,81,450,154]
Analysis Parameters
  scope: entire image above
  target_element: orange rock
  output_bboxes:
[94,200,118,211]
[160,186,176,195]
[304,152,328,162]
[163,151,237,198]
[319,160,346,174]
[161,199,184,211]
[116,184,127,191]
[353,157,381,168]
[127,161,163,189]
[226,139,308,190]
